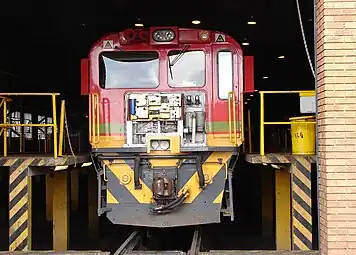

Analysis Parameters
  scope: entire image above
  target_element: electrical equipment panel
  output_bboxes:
[128,93,183,121]
[125,91,206,148]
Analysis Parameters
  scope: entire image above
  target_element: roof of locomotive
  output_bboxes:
[89,26,243,55]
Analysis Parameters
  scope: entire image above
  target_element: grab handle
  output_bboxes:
[228,91,237,145]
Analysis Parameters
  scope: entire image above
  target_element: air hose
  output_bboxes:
[150,191,189,215]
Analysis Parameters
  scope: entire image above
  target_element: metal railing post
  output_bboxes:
[58,100,65,157]
[0,93,61,158]
[52,94,58,158]
[260,92,265,156]
[257,90,316,156]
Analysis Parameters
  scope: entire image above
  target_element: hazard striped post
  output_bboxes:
[8,158,33,251]
[291,156,313,250]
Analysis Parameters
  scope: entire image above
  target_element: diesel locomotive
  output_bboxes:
[81,27,254,228]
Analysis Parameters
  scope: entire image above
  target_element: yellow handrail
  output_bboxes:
[259,90,316,156]
[95,94,100,144]
[89,95,92,144]
[58,100,65,157]
[240,92,244,143]
[228,91,245,146]
[228,91,237,145]
[0,93,63,158]
[89,93,100,145]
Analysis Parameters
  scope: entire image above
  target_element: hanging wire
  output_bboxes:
[295,0,316,79]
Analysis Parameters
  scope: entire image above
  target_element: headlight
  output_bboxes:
[150,140,170,151]
[152,29,175,42]
[159,140,170,150]
[151,140,160,150]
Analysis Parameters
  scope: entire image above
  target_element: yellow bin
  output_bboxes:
[289,115,316,155]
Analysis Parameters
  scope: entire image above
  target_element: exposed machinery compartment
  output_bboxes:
[125,91,206,149]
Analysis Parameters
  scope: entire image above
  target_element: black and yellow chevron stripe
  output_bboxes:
[245,153,316,164]
[103,152,233,227]
[8,158,33,251]
[291,156,313,250]
[0,155,92,251]
[0,155,90,168]
[105,152,231,204]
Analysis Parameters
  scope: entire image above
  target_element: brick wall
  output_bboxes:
[316,0,356,254]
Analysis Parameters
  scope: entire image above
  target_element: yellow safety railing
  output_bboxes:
[58,100,65,157]
[89,93,100,145]
[259,90,316,156]
[228,91,244,146]
[0,96,12,148]
[0,93,65,158]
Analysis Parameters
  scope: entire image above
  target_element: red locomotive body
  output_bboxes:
[81,27,254,228]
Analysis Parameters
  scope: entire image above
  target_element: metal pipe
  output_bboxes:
[52,94,58,158]
[134,156,141,189]
[196,155,204,188]
[192,113,196,144]
[260,92,264,156]
[58,100,65,157]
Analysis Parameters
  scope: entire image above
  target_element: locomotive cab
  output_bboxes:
[81,27,254,228]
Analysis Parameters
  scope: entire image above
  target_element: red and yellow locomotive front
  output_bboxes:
[81,27,254,228]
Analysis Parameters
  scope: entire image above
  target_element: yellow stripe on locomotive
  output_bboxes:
[84,26,256,228]
[103,151,233,228]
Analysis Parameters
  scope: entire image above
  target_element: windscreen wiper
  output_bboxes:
[168,45,190,80]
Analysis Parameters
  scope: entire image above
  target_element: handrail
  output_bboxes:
[240,92,244,143]
[228,91,237,145]
[58,100,65,156]
[89,93,100,145]
[0,96,11,153]
[259,90,316,156]
[95,94,100,144]
[228,91,244,146]
[0,93,63,158]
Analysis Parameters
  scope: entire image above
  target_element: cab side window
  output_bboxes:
[217,51,233,100]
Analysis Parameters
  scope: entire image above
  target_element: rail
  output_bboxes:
[89,93,100,145]
[228,91,244,145]
[259,90,316,156]
[0,93,65,158]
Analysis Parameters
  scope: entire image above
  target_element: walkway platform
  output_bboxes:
[0,154,92,251]
[245,153,316,164]
[244,153,317,252]
[0,154,90,168]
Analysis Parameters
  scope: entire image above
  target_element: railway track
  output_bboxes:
[112,229,319,255]
[114,228,202,255]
